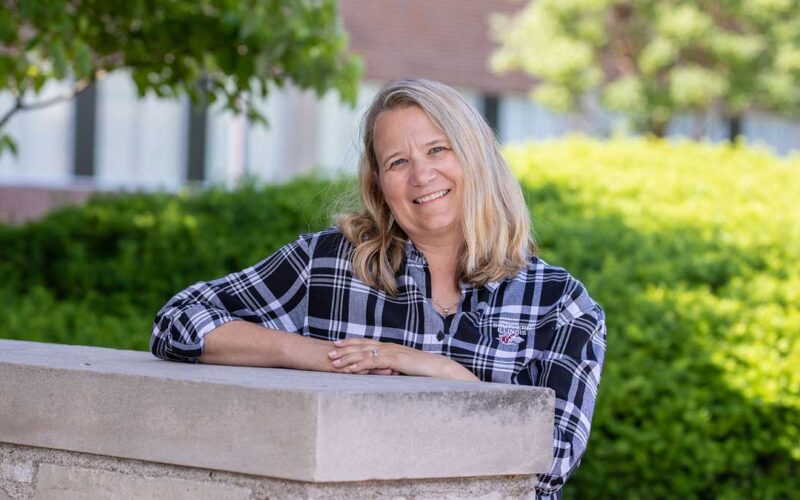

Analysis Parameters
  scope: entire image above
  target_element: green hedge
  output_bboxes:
[507,138,799,499]
[0,178,353,350]
[1,138,798,498]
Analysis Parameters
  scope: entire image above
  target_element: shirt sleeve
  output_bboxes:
[531,279,607,499]
[150,235,312,363]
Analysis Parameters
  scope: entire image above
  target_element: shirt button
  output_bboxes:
[436,331,445,341]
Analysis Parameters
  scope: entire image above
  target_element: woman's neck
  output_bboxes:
[412,235,463,299]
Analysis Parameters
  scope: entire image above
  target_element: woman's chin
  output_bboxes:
[407,220,460,239]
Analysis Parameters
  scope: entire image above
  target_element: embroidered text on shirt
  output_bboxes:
[496,323,532,345]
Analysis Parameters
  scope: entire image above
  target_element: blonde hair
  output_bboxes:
[338,79,536,295]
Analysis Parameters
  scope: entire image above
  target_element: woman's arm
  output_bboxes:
[532,284,607,498]
[199,321,337,372]
[150,236,314,364]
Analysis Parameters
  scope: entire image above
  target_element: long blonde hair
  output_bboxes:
[338,79,535,295]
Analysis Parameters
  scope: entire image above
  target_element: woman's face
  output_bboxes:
[373,105,464,244]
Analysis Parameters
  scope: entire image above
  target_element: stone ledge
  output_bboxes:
[0,442,539,499]
[0,340,554,482]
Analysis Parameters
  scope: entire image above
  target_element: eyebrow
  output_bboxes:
[380,138,449,167]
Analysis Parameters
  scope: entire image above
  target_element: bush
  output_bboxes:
[1,138,798,497]
[0,178,355,350]
[506,137,799,499]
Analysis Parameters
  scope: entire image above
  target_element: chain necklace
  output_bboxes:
[433,298,460,316]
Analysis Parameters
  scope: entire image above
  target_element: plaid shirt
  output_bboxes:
[151,227,606,498]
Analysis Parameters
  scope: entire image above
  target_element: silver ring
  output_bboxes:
[371,348,379,358]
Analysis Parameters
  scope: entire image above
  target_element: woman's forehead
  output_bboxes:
[373,106,447,145]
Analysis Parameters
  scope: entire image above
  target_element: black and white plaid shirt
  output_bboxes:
[151,227,606,498]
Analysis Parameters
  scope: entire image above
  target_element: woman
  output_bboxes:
[151,79,606,498]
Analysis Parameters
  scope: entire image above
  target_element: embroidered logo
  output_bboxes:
[494,323,532,345]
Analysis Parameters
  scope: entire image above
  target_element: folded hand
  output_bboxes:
[328,338,479,381]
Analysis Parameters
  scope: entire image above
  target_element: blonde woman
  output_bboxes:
[152,79,606,498]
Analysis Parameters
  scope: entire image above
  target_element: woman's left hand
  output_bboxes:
[328,338,480,381]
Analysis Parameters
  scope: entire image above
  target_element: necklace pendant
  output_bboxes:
[433,297,458,316]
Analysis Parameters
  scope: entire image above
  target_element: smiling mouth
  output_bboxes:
[413,189,451,204]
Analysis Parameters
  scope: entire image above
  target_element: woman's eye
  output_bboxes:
[388,158,406,169]
[429,146,447,154]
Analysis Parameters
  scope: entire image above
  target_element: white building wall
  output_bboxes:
[0,82,74,186]
[2,73,800,195]
[206,101,247,186]
[95,72,186,190]
[744,112,800,156]
[315,81,381,177]
[498,94,578,144]
[243,89,285,184]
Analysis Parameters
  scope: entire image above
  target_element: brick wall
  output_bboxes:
[341,0,535,93]
[0,186,93,224]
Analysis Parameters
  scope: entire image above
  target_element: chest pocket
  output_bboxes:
[452,312,536,384]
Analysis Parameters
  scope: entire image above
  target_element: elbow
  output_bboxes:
[150,310,202,363]
[535,425,589,497]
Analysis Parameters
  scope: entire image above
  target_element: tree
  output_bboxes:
[491,0,800,139]
[0,0,362,156]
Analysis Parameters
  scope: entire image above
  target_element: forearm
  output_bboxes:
[199,321,332,371]
[437,359,481,381]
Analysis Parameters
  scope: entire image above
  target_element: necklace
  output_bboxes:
[433,297,460,316]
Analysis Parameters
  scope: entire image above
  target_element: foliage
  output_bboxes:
[506,137,800,499]
[1,139,799,497]
[0,177,354,350]
[491,0,800,136]
[0,0,362,156]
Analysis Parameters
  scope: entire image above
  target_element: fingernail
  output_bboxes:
[334,339,343,345]
[328,351,337,358]
[332,359,341,366]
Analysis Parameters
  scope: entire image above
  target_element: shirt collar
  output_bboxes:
[404,239,427,264]
[404,240,502,292]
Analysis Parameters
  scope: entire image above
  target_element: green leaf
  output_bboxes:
[73,40,93,79]
[0,133,18,158]
[48,40,68,80]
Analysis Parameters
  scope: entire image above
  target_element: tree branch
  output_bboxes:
[0,98,22,131]
[0,77,93,131]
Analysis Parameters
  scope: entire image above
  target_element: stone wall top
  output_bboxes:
[0,339,554,482]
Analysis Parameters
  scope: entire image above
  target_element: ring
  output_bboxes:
[371,348,379,358]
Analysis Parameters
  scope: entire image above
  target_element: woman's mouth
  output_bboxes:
[413,189,451,204]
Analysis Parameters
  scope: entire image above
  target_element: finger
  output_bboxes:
[329,363,370,375]
[328,345,375,360]
[369,369,393,375]
[331,350,373,370]
[333,338,380,347]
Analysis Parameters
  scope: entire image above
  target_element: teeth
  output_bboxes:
[414,189,450,204]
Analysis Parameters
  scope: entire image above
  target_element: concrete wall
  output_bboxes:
[0,340,555,499]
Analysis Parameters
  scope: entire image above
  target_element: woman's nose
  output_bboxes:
[409,157,436,186]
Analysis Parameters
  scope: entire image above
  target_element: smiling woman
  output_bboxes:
[150,79,606,499]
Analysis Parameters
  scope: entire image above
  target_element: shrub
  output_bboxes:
[506,137,799,499]
[0,178,355,350]
[1,138,798,497]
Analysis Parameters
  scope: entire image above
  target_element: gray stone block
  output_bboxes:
[33,464,251,500]
[0,339,554,482]
[0,461,33,483]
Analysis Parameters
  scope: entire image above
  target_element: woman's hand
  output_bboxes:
[328,338,480,381]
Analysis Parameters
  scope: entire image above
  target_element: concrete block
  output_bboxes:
[0,339,554,482]
[33,464,251,500]
[0,461,33,482]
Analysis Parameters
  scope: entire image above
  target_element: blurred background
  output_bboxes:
[0,1,798,498]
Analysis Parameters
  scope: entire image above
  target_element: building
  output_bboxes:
[1,0,798,222]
